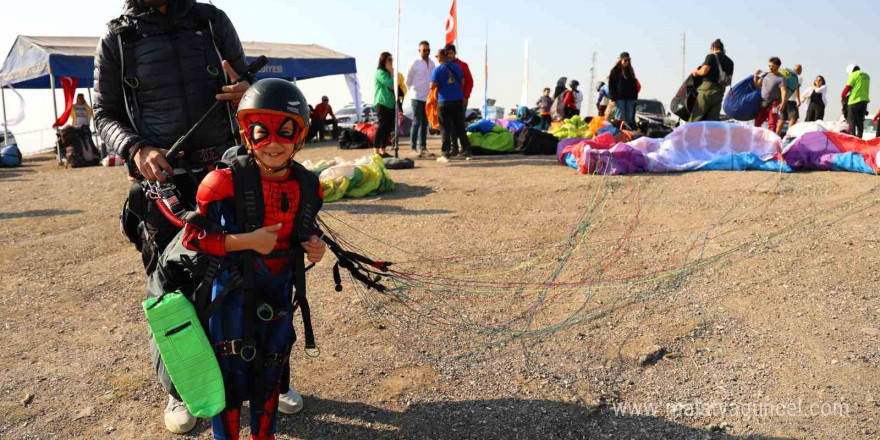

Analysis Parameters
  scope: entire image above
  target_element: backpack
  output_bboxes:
[549,95,566,122]
[714,53,732,88]
[670,75,701,120]
[58,126,101,168]
[516,128,559,155]
[338,128,370,149]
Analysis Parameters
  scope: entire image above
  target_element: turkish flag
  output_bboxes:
[52,77,78,128]
[445,0,457,46]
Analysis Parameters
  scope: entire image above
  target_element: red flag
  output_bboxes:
[52,77,78,128]
[445,0,457,46]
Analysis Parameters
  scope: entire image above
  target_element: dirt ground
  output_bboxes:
[1,138,878,440]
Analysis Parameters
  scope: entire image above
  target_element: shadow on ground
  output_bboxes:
[0,164,37,180]
[450,155,560,168]
[269,396,791,440]
[0,209,85,220]
[322,203,451,216]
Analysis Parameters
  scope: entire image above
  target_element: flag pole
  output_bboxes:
[482,18,488,120]
[392,0,402,158]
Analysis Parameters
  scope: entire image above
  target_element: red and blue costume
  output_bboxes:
[182,164,322,440]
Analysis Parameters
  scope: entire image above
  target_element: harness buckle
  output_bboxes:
[214,339,244,356]
[240,345,257,362]
[256,303,275,322]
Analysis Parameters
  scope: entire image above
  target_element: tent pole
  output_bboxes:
[50,71,62,164]
[1,87,8,146]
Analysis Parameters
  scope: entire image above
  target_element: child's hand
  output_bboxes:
[301,235,326,263]
[250,223,282,255]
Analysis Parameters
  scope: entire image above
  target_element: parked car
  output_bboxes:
[634,99,675,138]
[335,103,376,130]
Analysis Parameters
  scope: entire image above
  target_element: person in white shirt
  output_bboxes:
[574,90,583,116]
[405,41,436,156]
[801,75,828,122]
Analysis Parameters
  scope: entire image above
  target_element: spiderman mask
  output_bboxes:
[240,111,306,151]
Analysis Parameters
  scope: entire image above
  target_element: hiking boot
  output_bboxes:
[460,153,472,161]
[437,154,450,163]
[278,388,304,415]
[164,395,196,434]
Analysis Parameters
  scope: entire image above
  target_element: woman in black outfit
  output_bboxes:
[802,76,827,122]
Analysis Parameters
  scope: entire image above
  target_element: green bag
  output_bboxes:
[143,292,226,418]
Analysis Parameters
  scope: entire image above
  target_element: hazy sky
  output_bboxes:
[2,0,878,152]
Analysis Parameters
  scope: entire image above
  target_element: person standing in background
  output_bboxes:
[689,39,734,122]
[536,87,553,130]
[753,57,788,135]
[405,41,436,157]
[784,64,803,130]
[373,52,398,157]
[801,76,827,122]
[842,64,870,139]
[431,48,472,162]
[608,52,639,124]
[562,80,580,119]
[596,81,610,117]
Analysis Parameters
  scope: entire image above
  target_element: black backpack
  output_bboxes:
[338,128,370,149]
[670,74,702,120]
[516,128,559,155]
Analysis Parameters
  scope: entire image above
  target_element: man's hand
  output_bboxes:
[215,60,249,106]
[301,235,327,263]
[134,146,173,182]
[250,223,282,255]
[754,69,762,76]
[462,98,469,109]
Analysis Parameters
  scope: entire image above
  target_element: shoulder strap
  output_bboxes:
[228,155,265,233]
[116,33,140,134]
[290,161,321,350]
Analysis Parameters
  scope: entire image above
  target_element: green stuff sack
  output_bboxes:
[143,292,225,418]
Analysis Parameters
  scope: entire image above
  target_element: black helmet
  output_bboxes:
[237,78,310,128]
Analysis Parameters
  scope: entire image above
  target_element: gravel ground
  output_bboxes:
[0,138,878,439]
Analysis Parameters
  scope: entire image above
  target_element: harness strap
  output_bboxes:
[116,34,140,134]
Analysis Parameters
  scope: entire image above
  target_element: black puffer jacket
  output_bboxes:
[94,0,248,162]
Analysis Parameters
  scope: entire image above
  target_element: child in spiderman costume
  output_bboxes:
[180,78,326,440]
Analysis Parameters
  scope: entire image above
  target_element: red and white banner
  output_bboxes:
[52,77,78,128]
[445,0,457,46]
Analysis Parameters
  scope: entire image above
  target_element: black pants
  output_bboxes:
[374,104,395,149]
[805,102,825,123]
[439,100,472,155]
[847,101,868,139]
[315,118,338,140]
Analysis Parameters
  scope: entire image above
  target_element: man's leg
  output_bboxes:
[755,106,769,128]
[768,102,781,135]
[415,100,429,150]
[452,100,472,157]
[689,92,709,123]
[438,103,452,157]
[410,100,422,150]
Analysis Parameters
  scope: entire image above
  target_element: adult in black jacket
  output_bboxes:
[608,52,639,124]
[94,0,302,434]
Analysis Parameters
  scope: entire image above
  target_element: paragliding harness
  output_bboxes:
[146,154,322,416]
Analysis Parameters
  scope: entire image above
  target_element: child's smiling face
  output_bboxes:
[248,118,297,170]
